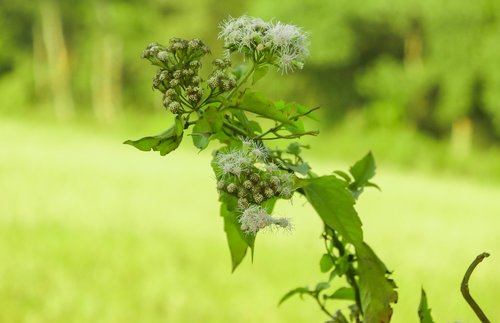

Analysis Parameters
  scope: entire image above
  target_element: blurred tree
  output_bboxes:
[250,0,500,147]
[2,0,499,148]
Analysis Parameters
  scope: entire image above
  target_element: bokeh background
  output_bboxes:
[1,0,499,322]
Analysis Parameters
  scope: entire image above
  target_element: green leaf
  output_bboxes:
[286,162,311,176]
[252,65,269,84]
[356,242,398,323]
[303,176,363,245]
[278,287,311,305]
[418,288,435,323]
[238,91,291,124]
[335,254,350,277]
[349,151,377,190]
[315,282,330,292]
[325,287,355,301]
[191,107,223,150]
[287,142,302,155]
[192,118,211,149]
[219,193,254,272]
[124,117,184,156]
[230,109,262,136]
[333,170,352,183]
[320,254,334,273]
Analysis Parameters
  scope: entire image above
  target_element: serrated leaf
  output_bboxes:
[418,288,435,323]
[320,254,334,273]
[278,287,311,305]
[325,287,355,301]
[124,118,184,156]
[357,242,398,323]
[219,193,254,272]
[349,151,376,190]
[238,91,291,124]
[252,65,269,84]
[303,176,363,245]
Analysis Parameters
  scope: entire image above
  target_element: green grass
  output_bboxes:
[1,117,499,322]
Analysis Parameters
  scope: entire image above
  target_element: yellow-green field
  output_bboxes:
[1,117,499,322]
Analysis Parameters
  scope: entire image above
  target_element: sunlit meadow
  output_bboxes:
[1,117,499,322]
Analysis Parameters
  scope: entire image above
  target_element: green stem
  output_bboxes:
[225,61,256,100]
[313,294,335,319]
[329,230,363,314]
[461,252,491,323]
[222,120,247,137]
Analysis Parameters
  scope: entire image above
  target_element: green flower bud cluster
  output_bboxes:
[214,140,294,210]
[207,58,236,93]
[142,38,210,113]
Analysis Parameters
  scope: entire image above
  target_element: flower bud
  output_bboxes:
[264,187,274,199]
[253,193,264,204]
[238,188,249,198]
[249,173,260,183]
[238,198,249,209]
[168,101,182,114]
[226,183,238,193]
[243,180,253,189]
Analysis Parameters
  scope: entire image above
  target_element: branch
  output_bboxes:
[313,294,335,319]
[461,252,490,323]
[256,106,320,140]
[260,130,319,141]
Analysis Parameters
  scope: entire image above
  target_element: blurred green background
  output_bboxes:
[1,0,499,322]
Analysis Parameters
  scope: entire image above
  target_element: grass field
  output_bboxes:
[1,117,499,322]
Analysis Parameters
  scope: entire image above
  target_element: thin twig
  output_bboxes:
[461,252,490,323]
[256,106,321,140]
[313,294,335,319]
[260,130,319,141]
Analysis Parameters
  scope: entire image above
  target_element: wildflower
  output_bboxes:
[218,16,270,53]
[215,150,251,178]
[157,51,169,62]
[266,22,309,74]
[249,140,268,161]
[219,16,309,73]
[266,22,309,55]
[239,205,293,235]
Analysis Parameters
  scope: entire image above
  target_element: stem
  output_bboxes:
[461,252,491,323]
[225,61,255,100]
[222,120,247,137]
[330,231,363,314]
[260,130,319,141]
[313,294,335,319]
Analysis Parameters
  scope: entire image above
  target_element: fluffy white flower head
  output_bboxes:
[218,16,309,74]
[218,15,269,52]
[239,204,293,235]
[215,149,251,178]
[266,22,309,73]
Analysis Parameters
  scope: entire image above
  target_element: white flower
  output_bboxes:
[218,16,270,52]
[239,204,293,235]
[218,16,310,74]
[267,22,308,53]
[215,149,251,178]
[264,163,279,173]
